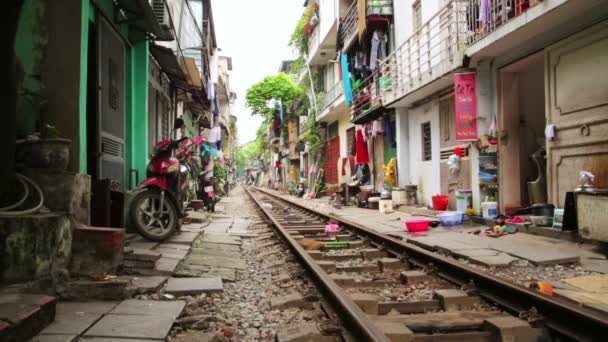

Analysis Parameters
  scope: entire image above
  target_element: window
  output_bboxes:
[422,122,432,161]
[346,127,356,156]
[413,0,422,31]
[327,121,339,139]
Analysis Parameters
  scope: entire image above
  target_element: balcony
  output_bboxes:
[464,0,608,59]
[322,82,344,110]
[340,1,358,51]
[351,71,384,124]
[379,1,468,107]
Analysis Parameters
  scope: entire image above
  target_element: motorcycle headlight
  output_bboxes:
[167,163,179,173]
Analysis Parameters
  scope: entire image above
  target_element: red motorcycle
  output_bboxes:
[130,120,191,241]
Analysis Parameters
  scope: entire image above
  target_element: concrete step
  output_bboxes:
[0,293,57,341]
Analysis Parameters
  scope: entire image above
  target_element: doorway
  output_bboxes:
[498,52,546,211]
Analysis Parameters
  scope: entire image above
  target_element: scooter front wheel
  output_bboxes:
[131,189,178,242]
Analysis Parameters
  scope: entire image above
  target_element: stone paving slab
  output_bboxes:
[184,255,247,270]
[200,236,242,246]
[83,314,175,340]
[39,312,101,335]
[155,257,182,275]
[30,335,78,342]
[195,242,241,252]
[127,241,159,250]
[165,232,200,245]
[177,265,237,282]
[191,248,242,259]
[165,277,223,296]
[56,302,119,315]
[109,299,185,319]
[469,253,521,267]
[123,276,168,294]
[79,338,159,342]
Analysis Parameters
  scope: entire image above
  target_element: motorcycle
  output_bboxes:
[130,119,190,242]
[198,168,216,212]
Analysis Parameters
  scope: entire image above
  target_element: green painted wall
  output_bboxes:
[128,38,149,188]
[79,0,94,173]
[15,0,48,137]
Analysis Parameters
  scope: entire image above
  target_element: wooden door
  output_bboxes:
[325,136,340,184]
[545,21,608,207]
[498,72,522,210]
[97,17,126,191]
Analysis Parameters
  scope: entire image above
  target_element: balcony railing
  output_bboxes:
[466,0,538,46]
[350,70,383,121]
[340,1,358,49]
[379,0,468,105]
[307,25,320,57]
[322,82,344,110]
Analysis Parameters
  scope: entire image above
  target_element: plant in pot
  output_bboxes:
[15,88,71,173]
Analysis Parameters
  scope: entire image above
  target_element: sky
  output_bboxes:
[211,0,304,144]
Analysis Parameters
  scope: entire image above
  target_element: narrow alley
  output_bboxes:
[2,0,608,341]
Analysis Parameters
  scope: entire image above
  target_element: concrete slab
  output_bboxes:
[200,235,242,246]
[39,312,101,335]
[124,276,168,294]
[469,253,521,267]
[177,265,237,282]
[56,302,119,315]
[185,255,246,270]
[78,339,160,342]
[83,314,174,340]
[195,242,241,252]
[109,300,185,319]
[453,249,501,258]
[166,232,200,245]
[30,335,78,342]
[191,248,242,259]
[127,241,159,251]
[165,277,223,296]
[154,243,191,251]
[155,257,181,275]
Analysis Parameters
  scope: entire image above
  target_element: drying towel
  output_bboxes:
[341,156,355,176]
[355,129,370,164]
[383,115,396,147]
[479,0,490,24]
[341,53,354,105]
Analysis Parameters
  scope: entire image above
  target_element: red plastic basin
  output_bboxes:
[405,219,430,232]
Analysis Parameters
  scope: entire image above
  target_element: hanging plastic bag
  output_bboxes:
[447,154,461,174]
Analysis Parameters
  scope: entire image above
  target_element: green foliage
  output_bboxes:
[289,5,314,58]
[235,123,269,175]
[213,162,228,196]
[245,73,303,123]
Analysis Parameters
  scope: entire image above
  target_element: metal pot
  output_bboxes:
[380,190,391,200]
[16,138,71,172]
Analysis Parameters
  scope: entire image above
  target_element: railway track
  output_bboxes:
[245,186,608,342]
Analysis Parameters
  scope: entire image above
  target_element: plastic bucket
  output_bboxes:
[481,201,498,219]
[405,219,430,232]
[432,195,449,211]
[437,212,464,226]
[455,190,472,213]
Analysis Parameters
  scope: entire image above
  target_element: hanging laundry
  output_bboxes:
[341,156,355,176]
[372,119,384,137]
[341,53,354,105]
[279,98,285,122]
[383,115,396,147]
[207,80,215,100]
[479,0,490,25]
[355,129,370,164]
[213,91,220,117]
[369,30,387,71]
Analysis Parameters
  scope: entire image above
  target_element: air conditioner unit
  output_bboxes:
[152,0,171,30]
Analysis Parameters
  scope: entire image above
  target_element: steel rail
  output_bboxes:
[243,187,390,342]
[253,187,608,341]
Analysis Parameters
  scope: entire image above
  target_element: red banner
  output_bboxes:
[454,73,478,141]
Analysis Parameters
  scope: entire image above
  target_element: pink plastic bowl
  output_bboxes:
[405,219,430,232]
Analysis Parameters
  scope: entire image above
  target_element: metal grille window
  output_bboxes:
[422,122,432,161]
[327,121,339,139]
[346,127,356,156]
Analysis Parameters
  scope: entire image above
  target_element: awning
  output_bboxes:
[179,57,203,89]
[150,44,185,82]
[188,101,212,129]
[116,0,174,41]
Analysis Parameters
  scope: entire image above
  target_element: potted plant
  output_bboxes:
[15,88,71,172]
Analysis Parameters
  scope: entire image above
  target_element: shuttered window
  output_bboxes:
[422,122,432,161]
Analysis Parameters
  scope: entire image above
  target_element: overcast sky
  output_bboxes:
[211,0,304,144]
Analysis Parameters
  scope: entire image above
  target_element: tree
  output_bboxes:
[245,73,303,122]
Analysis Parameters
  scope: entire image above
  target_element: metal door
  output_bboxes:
[97,17,126,191]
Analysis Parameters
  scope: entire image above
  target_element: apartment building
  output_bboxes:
[301,0,608,218]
